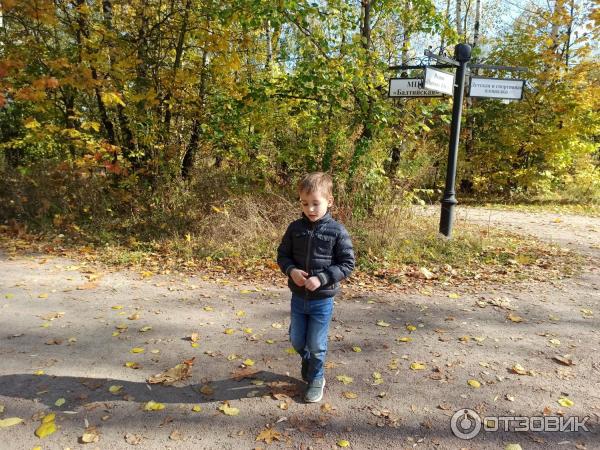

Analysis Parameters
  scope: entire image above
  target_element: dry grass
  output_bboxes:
[0,166,582,283]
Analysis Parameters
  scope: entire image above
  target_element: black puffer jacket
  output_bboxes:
[277,212,355,299]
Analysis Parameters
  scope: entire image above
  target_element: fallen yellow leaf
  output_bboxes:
[42,413,55,423]
[192,405,202,412]
[448,293,460,299]
[507,313,523,323]
[410,362,426,370]
[342,391,358,399]
[511,364,534,376]
[108,385,123,394]
[406,325,417,332]
[336,375,353,384]
[54,398,65,407]
[0,417,24,427]
[557,397,574,407]
[218,403,239,416]
[243,359,255,366]
[144,400,165,411]
[35,420,57,438]
[81,426,100,443]
[504,444,523,450]
[396,337,413,342]
[131,347,144,353]
[468,379,481,388]
[376,320,390,327]
[337,439,351,448]
[224,328,235,335]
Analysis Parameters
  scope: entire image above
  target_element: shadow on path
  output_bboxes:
[0,371,304,411]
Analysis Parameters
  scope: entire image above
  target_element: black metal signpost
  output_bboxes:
[388,44,527,238]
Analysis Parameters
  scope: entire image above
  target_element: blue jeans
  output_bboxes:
[289,294,334,382]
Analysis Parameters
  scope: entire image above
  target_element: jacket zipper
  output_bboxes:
[305,227,314,299]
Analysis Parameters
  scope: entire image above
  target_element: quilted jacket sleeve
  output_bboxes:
[277,223,297,276]
[317,224,355,287]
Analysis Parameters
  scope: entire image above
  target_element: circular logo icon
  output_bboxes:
[451,408,482,440]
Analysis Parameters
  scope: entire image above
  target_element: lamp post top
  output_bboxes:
[455,44,472,63]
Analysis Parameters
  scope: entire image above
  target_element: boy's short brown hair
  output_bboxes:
[298,172,333,198]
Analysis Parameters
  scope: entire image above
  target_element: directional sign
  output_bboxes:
[468,77,524,100]
[423,67,455,96]
[388,78,443,98]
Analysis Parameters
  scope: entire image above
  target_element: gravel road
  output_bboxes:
[1,207,599,450]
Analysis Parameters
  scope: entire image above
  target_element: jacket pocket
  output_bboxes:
[314,233,335,256]
[292,230,309,247]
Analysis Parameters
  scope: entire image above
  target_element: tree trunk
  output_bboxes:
[550,0,562,53]
[473,0,481,50]
[74,0,116,146]
[464,0,482,189]
[349,0,373,178]
[164,0,192,134]
[456,0,463,39]
[440,0,451,53]
[181,49,208,179]
[564,0,574,68]
[101,0,135,158]
[265,19,273,70]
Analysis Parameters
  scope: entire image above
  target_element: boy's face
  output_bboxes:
[300,190,331,222]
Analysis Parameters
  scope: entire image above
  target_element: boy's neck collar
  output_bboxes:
[301,211,331,225]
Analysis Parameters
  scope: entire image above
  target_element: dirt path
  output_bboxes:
[1,208,599,450]
[450,206,600,258]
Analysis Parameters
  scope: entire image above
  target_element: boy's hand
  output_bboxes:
[304,276,321,291]
[290,269,309,287]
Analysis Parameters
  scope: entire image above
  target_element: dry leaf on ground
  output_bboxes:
[147,358,195,385]
[255,427,282,444]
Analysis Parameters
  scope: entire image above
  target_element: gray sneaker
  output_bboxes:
[304,377,325,403]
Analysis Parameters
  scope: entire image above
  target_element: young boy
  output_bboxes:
[277,172,355,403]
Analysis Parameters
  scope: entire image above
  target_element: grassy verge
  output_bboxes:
[0,193,582,290]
